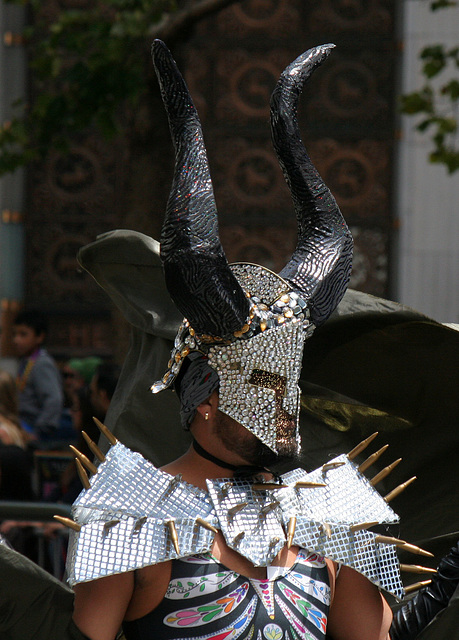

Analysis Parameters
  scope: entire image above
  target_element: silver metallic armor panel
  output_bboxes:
[67,443,404,599]
[67,443,216,585]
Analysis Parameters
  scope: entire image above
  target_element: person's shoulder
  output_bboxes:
[36,348,55,362]
[33,349,60,372]
[0,417,25,447]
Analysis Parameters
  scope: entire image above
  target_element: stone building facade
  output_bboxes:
[2,0,402,360]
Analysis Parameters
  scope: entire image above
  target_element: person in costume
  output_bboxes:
[64,42,456,640]
[1,40,459,640]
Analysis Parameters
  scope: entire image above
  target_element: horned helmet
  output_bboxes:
[151,40,353,455]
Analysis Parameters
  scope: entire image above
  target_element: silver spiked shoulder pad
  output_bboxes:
[207,455,405,600]
[66,442,217,585]
[65,436,418,599]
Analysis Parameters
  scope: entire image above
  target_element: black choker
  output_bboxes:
[192,439,239,471]
[192,439,279,480]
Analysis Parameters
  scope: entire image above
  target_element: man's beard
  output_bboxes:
[213,410,299,468]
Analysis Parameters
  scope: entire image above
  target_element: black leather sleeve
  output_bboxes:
[390,541,459,640]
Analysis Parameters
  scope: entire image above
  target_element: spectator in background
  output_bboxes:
[60,356,103,445]
[62,356,102,400]
[56,386,101,504]
[55,362,120,504]
[13,309,64,448]
[90,362,121,420]
[0,369,28,448]
[0,370,35,501]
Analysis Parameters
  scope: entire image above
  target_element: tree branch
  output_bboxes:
[150,0,241,42]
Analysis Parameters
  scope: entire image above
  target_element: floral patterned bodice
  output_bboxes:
[122,549,330,640]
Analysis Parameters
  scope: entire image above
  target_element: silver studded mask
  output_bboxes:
[152,263,315,454]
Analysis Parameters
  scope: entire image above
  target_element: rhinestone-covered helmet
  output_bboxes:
[151,41,353,455]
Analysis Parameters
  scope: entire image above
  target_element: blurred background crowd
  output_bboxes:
[0,306,120,572]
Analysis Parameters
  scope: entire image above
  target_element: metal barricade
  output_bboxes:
[0,501,72,578]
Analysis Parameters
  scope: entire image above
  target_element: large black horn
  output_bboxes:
[152,40,249,337]
[271,44,353,326]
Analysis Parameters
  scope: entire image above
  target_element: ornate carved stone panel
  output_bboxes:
[307,0,393,34]
[220,224,298,274]
[215,49,289,123]
[26,131,124,352]
[50,314,113,358]
[25,0,397,356]
[211,136,289,224]
[215,0,302,38]
[305,51,393,135]
[349,226,389,296]
[187,0,396,299]
[308,139,391,225]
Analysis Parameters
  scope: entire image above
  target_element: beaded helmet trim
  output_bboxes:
[151,41,353,453]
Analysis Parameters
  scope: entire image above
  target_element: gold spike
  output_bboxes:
[75,458,91,490]
[295,481,327,489]
[92,416,117,446]
[53,515,81,532]
[350,521,379,533]
[398,542,435,558]
[169,474,182,488]
[81,431,106,463]
[196,517,219,534]
[370,458,402,486]
[133,516,147,533]
[400,564,437,575]
[252,483,288,491]
[287,516,296,549]
[70,445,98,475]
[322,461,346,472]
[347,432,379,460]
[104,519,120,532]
[166,519,180,555]
[220,482,233,498]
[404,580,432,594]
[269,536,281,549]
[375,535,434,558]
[321,522,332,539]
[163,474,182,497]
[228,502,248,517]
[233,531,245,546]
[358,445,389,473]
[260,501,279,516]
[384,477,417,503]
[375,535,407,547]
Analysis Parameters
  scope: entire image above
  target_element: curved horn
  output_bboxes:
[271,44,353,326]
[152,40,249,337]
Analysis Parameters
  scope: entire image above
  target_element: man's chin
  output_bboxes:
[274,439,300,462]
[249,438,300,468]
